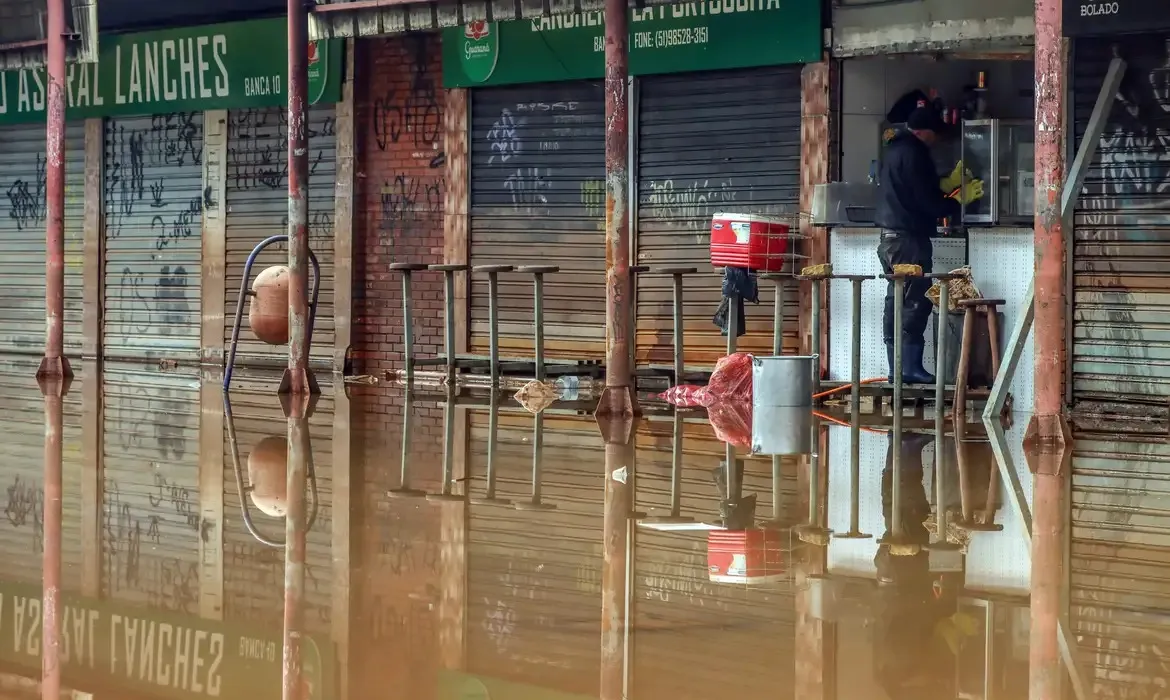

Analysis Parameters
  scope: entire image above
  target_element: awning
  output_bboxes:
[0,0,97,69]
[308,0,677,40]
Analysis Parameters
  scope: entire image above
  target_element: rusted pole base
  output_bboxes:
[595,385,640,423]
[38,374,69,700]
[597,413,637,700]
[36,356,73,381]
[1023,413,1072,461]
[279,391,320,421]
[1024,438,1073,477]
[278,367,321,397]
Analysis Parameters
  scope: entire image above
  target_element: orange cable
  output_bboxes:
[811,377,888,400]
[811,410,886,434]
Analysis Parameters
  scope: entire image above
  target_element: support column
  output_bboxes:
[444,88,470,354]
[597,0,638,419]
[333,39,356,374]
[39,373,70,700]
[795,422,833,700]
[39,0,71,380]
[281,0,319,396]
[1028,0,1069,447]
[799,61,831,367]
[331,386,352,699]
[281,394,314,700]
[1026,446,1070,700]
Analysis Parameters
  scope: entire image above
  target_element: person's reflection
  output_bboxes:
[872,431,954,699]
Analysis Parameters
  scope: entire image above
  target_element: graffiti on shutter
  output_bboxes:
[103,113,204,362]
[224,105,337,367]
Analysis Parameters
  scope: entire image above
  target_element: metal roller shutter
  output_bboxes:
[103,113,205,362]
[635,66,802,367]
[1071,35,1170,411]
[100,361,201,613]
[225,106,337,369]
[469,83,606,361]
[0,356,85,588]
[0,122,85,355]
[633,418,797,699]
[1071,437,1170,698]
[467,410,603,695]
[222,380,335,635]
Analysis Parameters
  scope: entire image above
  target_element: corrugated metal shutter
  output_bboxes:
[222,378,335,636]
[635,66,802,367]
[101,361,201,613]
[467,410,602,695]
[0,356,85,588]
[1071,35,1170,410]
[224,106,337,369]
[0,122,85,355]
[633,418,797,699]
[469,83,606,361]
[1071,437,1170,698]
[103,113,204,362]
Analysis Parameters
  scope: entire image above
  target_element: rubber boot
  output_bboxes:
[901,342,935,385]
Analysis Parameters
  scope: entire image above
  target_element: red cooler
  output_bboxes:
[707,529,786,584]
[710,212,790,272]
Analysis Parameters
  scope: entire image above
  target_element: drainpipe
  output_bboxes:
[38,0,71,381]
[1029,0,1069,447]
[597,0,639,419]
[281,0,318,396]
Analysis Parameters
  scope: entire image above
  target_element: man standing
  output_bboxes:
[875,104,983,384]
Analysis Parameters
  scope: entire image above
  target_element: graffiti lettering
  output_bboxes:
[5,154,46,231]
[4,476,44,552]
[373,36,441,152]
[379,537,440,576]
[504,167,551,207]
[379,173,445,240]
[486,109,524,166]
[641,178,747,234]
[148,474,199,531]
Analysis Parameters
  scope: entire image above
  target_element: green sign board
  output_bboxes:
[0,17,342,126]
[0,581,333,700]
[441,0,822,88]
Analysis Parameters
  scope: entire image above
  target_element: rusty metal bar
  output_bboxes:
[1030,468,1065,700]
[1032,0,1065,432]
[282,406,311,700]
[599,417,635,700]
[41,379,66,700]
[39,0,71,381]
[282,0,316,396]
[598,0,635,419]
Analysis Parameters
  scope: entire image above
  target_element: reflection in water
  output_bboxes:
[2,360,1169,700]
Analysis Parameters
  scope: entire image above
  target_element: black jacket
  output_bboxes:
[874,130,961,238]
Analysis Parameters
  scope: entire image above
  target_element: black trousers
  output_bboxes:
[878,231,933,345]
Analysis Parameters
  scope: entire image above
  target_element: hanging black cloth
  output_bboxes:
[713,267,758,339]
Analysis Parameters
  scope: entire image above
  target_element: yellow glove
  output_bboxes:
[939,160,971,192]
[950,178,985,205]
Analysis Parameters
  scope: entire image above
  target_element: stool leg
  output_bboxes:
[443,269,456,385]
[892,278,904,415]
[986,309,1002,386]
[488,272,501,384]
[401,271,415,385]
[533,273,546,382]
[672,274,685,384]
[772,278,785,356]
[726,294,739,355]
[955,307,976,416]
[935,283,950,411]
[810,278,822,393]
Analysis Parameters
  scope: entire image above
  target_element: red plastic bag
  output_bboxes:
[706,398,752,450]
[658,384,708,407]
[700,352,754,407]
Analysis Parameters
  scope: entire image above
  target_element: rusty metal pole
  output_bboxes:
[599,415,635,700]
[596,0,638,420]
[282,404,310,700]
[1029,461,1066,700]
[38,374,68,700]
[1028,0,1068,447]
[280,0,318,396]
[38,0,71,381]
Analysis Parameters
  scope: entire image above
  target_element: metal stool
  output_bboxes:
[387,387,426,499]
[953,419,1004,533]
[429,263,470,385]
[514,412,556,511]
[515,265,560,381]
[428,385,464,503]
[954,298,1006,415]
[794,413,832,546]
[798,269,832,393]
[389,262,429,384]
[474,264,514,383]
[655,266,697,385]
[831,274,874,540]
[470,390,511,506]
[757,272,791,356]
[639,408,694,526]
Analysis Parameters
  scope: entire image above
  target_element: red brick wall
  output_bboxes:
[352,33,447,377]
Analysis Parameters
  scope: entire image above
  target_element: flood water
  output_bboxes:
[0,353,1167,700]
